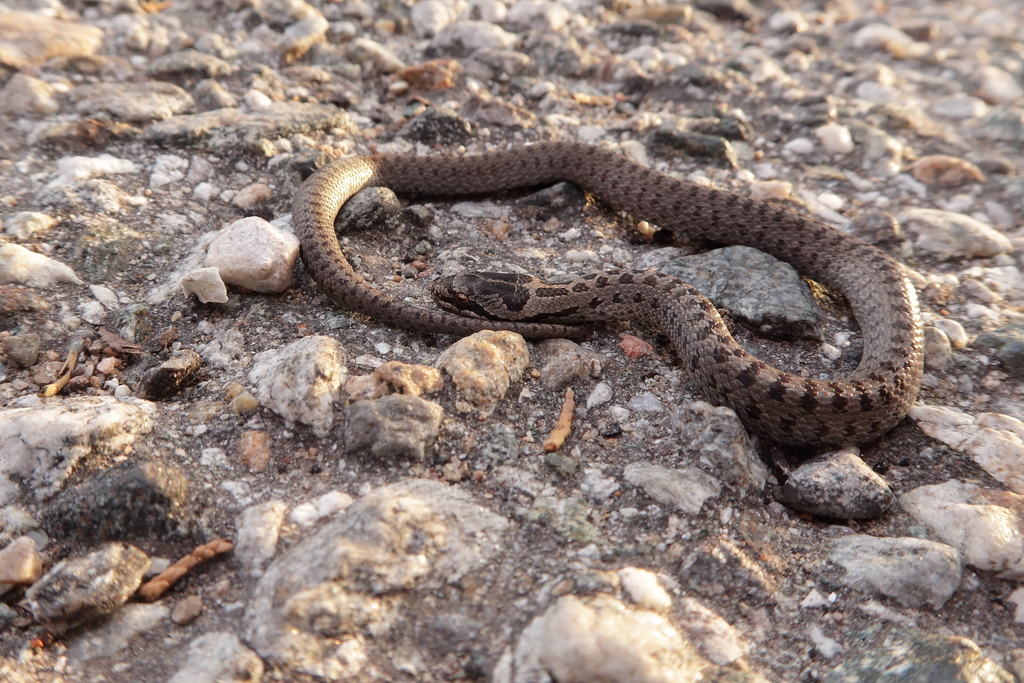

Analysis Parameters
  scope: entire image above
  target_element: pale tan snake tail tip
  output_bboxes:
[293,142,924,448]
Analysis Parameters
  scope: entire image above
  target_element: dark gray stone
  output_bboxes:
[974,324,1024,377]
[475,423,518,469]
[399,106,474,144]
[821,630,1013,683]
[43,457,192,543]
[345,394,444,461]
[516,182,586,210]
[70,216,142,283]
[335,187,402,234]
[647,124,739,168]
[1,332,40,367]
[661,245,820,340]
[148,49,234,78]
[26,543,150,634]
[136,349,203,400]
[782,449,896,519]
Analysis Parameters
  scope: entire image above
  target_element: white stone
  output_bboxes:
[46,154,136,189]
[623,462,721,515]
[79,300,106,325]
[235,500,288,572]
[249,336,347,437]
[617,567,672,613]
[90,285,119,310]
[931,318,968,349]
[852,23,924,58]
[855,80,899,104]
[4,212,56,240]
[784,137,814,154]
[244,89,273,109]
[206,216,300,293]
[506,1,570,31]
[410,0,455,38]
[929,94,988,120]
[181,266,229,304]
[627,392,663,413]
[0,243,82,287]
[433,21,517,51]
[581,467,619,502]
[768,10,809,33]
[808,625,842,659]
[900,480,1024,578]
[815,123,855,154]
[801,588,831,609]
[289,490,354,527]
[975,65,1024,104]
[511,595,705,682]
[149,154,188,188]
[0,536,42,596]
[1009,586,1024,624]
[617,139,649,167]
[586,381,613,409]
[676,598,747,666]
[167,632,264,683]
[577,124,605,142]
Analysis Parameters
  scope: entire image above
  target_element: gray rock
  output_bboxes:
[0,332,39,367]
[694,0,763,22]
[26,543,150,634]
[167,631,264,683]
[399,106,474,144]
[544,452,579,478]
[67,603,168,665]
[70,81,194,122]
[148,49,234,78]
[136,349,203,400]
[143,102,356,150]
[661,246,820,340]
[516,181,586,210]
[978,107,1024,142]
[69,215,142,282]
[522,32,597,78]
[335,186,402,233]
[827,534,963,609]
[193,79,238,111]
[535,338,602,389]
[898,208,1013,260]
[244,479,509,679]
[648,124,740,169]
[673,401,769,494]
[781,448,896,519]
[974,323,1024,377]
[41,179,131,214]
[43,457,192,543]
[624,461,722,515]
[475,422,518,468]
[345,394,444,462]
[923,325,953,371]
[820,630,1013,683]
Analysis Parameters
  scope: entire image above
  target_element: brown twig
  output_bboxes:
[138,538,233,601]
[543,388,575,452]
[39,339,81,397]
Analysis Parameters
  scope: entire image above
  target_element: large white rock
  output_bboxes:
[206,216,300,293]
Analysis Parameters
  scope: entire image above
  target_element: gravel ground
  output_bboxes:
[1,0,1024,681]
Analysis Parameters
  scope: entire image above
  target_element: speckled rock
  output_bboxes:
[344,394,444,462]
[435,331,529,417]
[782,449,896,519]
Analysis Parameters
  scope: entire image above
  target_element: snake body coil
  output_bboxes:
[293,142,923,447]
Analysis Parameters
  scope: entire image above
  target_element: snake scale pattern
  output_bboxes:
[293,142,924,447]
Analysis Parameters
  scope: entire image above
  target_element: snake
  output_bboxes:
[293,142,923,447]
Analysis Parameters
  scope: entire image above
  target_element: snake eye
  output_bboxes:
[456,293,469,303]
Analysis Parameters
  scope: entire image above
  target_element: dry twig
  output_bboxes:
[543,388,575,452]
[138,538,233,601]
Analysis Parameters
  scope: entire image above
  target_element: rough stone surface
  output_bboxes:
[344,394,444,462]
[782,449,896,519]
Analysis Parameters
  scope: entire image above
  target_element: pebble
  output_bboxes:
[3,211,56,241]
[170,595,204,626]
[0,536,42,596]
[0,397,155,506]
[929,94,988,120]
[931,318,969,349]
[617,567,672,613]
[909,405,1024,494]
[676,597,748,666]
[234,500,288,572]
[781,448,896,519]
[975,65,1024,104]
[244,480,508,678]
[1,333,40,368]
[535,338,602,389]
[923,326,953,371]
[248,336,347,437]
[672,402,769,493]
[623,462,721,515]
[900,480,1024,578]
[586,381,613,409]
[167,631,264,683]
[974,323,1024,377]
[206,217,299,293]
[626,392,663,413]
[344,361,443,401]
[898,208,1014,260]
[909,155,986,188]
[67,603,169,666]
[26,543,150,634]
[827,534,963,609]
[433,20,517,52]
[435,331,529,417]
[181,266,229,303]
[0,73,60,116]
[815,123,855,154]
[287,490,353,528]
[344,394,444,462]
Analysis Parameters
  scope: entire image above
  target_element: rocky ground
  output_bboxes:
[1,0,1024,681]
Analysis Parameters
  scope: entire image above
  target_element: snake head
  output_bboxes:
[432,272,538,320]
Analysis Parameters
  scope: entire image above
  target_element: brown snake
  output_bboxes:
[293,142,923,447]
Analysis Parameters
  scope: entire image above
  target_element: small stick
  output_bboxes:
[39,339,81,397]
[138,538,233,601]
[543,388,575,452]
